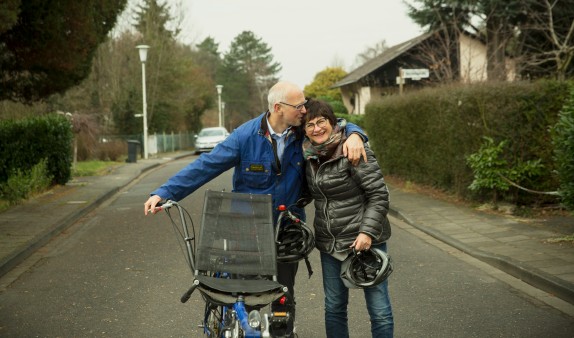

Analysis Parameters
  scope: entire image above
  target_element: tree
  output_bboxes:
[479,0,527,81]
[0,0,128,102]
[130,0,213,133]
[50,31,143,134]
[304,67,348,101]
[304,67,349,115]
[352,40,390,69]
[406,0,477,32]
[133,0,177,42]
[220,31,281,122]
[48,0,214,137]
[406,0,477,81]
[195,37,222,80]
[0,0,20,35]
[518,0,574,80]
[406,0,526,81]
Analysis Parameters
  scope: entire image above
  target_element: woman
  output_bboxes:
[302,99,393,338]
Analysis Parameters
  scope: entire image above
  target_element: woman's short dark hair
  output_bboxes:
[304,98,337,127]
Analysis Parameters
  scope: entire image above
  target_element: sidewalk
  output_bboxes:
[0,152,573,307]
[0,152,193,278]
[388,187,574,305]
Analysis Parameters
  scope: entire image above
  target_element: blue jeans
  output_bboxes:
[320,242,393,338]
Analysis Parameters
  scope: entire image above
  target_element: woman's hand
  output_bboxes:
[351,233,372,251]
[343,133,367,166]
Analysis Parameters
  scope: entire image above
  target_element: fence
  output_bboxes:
[148,131,195,155]
[102,131,196,158]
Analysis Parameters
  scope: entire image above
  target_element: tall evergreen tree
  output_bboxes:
[220,31,281,121]
[195,37,222,81]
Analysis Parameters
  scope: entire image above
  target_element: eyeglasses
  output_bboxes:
[279,100,308,111]
[304,118,328,132]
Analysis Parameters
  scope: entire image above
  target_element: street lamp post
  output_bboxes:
[221,101,226,129]
[216,85,223,127]
[136,45,150,159]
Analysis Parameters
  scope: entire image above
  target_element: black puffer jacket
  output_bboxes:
[305,143,391,254]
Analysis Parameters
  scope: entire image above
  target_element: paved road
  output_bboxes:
[0,158,572,337]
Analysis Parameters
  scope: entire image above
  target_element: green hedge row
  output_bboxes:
[364,80,571,205]
[0,114,73,186]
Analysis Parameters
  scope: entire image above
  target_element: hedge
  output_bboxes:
[0,114,73,186]
[364,80,571,206]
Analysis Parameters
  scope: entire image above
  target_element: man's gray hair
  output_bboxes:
[267,81,300,111]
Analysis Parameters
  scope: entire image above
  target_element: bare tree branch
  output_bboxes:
[518,0,574,80]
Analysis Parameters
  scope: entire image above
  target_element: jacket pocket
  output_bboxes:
[241,160,273,189]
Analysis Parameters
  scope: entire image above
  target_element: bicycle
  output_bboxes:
[153,190,298,338]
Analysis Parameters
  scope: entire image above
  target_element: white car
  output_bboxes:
[194,127,230,154]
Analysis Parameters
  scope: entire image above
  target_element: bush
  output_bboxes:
[0,159,53,205]
[96,139,127,161]
[552,85,574,209]
[466,136,544,203]
[336,112,365,129]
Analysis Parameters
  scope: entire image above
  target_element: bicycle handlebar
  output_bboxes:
[148,199,177,214]
[180,279,199,303]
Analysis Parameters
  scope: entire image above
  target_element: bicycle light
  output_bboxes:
[248,310,262,328]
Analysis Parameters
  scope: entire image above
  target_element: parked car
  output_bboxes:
[194,127,229,154]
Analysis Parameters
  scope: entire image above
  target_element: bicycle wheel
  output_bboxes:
[203,302,223,337]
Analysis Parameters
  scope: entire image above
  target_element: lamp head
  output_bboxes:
[136,45,150,62]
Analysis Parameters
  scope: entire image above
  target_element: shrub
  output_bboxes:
[466,137,544,203]
[96,139,127,161]
[0,159,53,205]
[552,86,574,209]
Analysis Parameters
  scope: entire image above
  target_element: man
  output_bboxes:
[144,81,367,337]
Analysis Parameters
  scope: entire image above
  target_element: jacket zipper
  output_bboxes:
[312,159,338,252]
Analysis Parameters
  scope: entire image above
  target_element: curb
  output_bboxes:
[388,207,574,305]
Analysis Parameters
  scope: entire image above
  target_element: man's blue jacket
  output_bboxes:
[151,112,366,221]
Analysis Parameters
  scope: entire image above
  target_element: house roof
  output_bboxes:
[332,31,434,88]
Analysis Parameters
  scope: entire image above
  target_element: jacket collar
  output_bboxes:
[259,111,305,140]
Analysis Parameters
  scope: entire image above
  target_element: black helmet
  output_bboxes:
[275,217,315,263]
[340,247,393,288]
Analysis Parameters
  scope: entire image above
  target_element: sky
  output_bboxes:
[172,0,424,88]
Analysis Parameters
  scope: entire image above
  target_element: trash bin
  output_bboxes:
[126,140,140,163]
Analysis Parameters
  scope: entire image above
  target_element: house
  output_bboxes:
[332,30,516,115]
